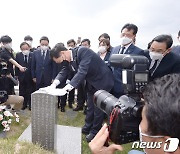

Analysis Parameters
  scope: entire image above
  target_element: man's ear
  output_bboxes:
[166,48,171,53]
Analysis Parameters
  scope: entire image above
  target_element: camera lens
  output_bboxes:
[94,90,118,116]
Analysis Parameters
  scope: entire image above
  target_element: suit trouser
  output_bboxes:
[58,94,67,107]
[84,90,104,135]
[67,89,75,104]
[77,82,86,107]
[19,80,33,108]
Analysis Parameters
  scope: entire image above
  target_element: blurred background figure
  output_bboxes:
[24,35,36,52]
[171,30,180,56]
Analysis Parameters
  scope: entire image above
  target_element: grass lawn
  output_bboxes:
[0,105,136,154]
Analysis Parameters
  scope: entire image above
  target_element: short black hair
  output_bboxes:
[98,33,110,41]
[24,35,33,41]
[121,23,138,35]
[55,42,65,47]
[178,30,180,37]
[20,42,30,49]
[40,36,49,43]
[50,43,67,59]
[152,34,173,49]
[143,74,180,144]
[0,35,12,44]
[81,39,91,45]
[67,39,76,45]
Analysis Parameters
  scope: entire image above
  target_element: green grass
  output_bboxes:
[0,105,137,154]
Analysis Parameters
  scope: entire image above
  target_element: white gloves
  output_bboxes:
[51,79,60,88]
[39,84,74,96]
[66,79,70,84]
[46,88,67,96]
[63,84,74,92]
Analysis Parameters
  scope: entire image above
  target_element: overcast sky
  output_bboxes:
[0,0,179,52]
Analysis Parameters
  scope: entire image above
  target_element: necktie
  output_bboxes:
[149,60,158,75]
[42,51,45,59]
[24,55,28,66]
[119,46,126,54]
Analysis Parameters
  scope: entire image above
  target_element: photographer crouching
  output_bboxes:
[89,73,180,154]
[0,59,23,110]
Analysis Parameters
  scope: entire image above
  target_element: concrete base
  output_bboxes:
[18,124,81,154]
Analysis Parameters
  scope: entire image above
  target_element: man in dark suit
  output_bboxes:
[15,42,33,110]
[144,34,180,81]
[31,36,55,89]
[171,30,180,56]
[43,44,114,142]
[111,23,144,98]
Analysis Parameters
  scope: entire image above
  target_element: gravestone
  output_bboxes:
[31,91,57,150]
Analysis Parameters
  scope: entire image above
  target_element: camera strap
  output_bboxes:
[108,107,121,139]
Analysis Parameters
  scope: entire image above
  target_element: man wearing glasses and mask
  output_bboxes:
[145,34,180,80]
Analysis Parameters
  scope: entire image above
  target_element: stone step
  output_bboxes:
[18,124,82,154]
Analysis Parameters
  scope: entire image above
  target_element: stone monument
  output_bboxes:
[31,91,57,150]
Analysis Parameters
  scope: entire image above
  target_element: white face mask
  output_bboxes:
[149,51,163,60]
[25,41,32,47]
[120,36,132,46]
[22,50,30,55]
[139,125,165,153]
[98,46,107,54]
[41,45,48,51]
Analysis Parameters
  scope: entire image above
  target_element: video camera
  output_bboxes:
[94,54,149,144]
[0,59,9,104]
[0,59,9,76]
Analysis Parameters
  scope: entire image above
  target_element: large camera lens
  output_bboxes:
[94,90,118,116]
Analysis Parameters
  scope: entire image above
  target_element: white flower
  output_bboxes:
[4,111,13,117]
[7,119,12,124]
[0,105,6,111]
[4,124,9,128]
[2,121,8,127]
[14,112,19,118]
[0,114,3,121]
[16,118,19,123]
[3,126,10,131]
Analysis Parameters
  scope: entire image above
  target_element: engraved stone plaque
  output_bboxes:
[31,91,57,151]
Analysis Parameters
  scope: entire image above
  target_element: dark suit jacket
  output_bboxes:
[31,49,55,85]
[144,50,180,80]
[15,52,33,83]
[111,44,144,97]
[55,47,114,92]
[171,45,180,56]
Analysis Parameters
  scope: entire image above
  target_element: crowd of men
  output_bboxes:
[0,23,180,150]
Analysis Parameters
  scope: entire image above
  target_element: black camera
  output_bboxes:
[0,60,9,76]
[94,55,149,144]
[110,54,149,95]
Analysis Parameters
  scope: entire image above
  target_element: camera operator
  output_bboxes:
[0,35,27,76]
[89,73,180,154]
[0,59,24,111]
